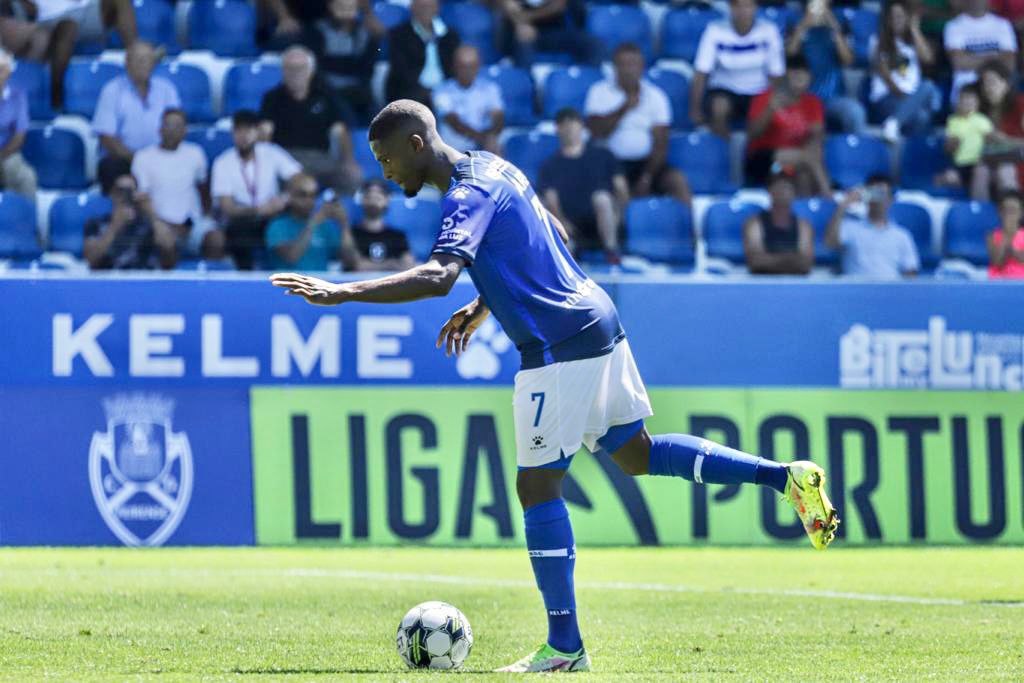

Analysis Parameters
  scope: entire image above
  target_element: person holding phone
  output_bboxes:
[265,172,349,272]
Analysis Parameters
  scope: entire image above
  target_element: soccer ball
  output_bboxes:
[395,601,473,669]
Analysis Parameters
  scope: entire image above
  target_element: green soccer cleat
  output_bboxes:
[783,461,840,550]
[495,643,591,673]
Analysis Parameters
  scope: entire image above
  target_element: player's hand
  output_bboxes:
[436,298,490,357]
[270,273,346,306]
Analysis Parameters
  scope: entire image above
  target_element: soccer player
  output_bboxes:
[270,100,840,673]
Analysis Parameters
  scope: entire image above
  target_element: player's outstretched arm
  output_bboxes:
[270,254,464,305]
[436,296,490,357]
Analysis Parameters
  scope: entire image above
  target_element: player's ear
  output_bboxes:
[408,134,425,153]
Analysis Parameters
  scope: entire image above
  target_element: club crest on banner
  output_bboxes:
[89,393,193,546]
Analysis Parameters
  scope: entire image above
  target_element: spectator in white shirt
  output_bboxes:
[584,42,691,205]
[93,40,180,194]
[690,0,785,139]
[825,174,920,279]
[132,109,223,261]
[944,0,1018,103]
[433,45,504,153]
[211,110,302,269]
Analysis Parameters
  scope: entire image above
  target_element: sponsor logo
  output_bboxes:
[89,393,193,546]
[530,435,546,451]
[455,317,512,380]
[840,316,1024,389]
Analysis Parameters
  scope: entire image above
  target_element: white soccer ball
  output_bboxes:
[395,601,473,669]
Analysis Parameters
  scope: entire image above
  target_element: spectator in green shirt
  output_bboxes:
[266,172,348,271]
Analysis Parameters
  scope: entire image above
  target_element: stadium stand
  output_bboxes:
[503,131,559,186]
[542,66,603,120]
[890,201,940,271]
[155,62,215,123]
[625,197,694,266]
[825,134,891,189]
[703,200,762,264]
[185,127,234,169]
[384,196,444,260]
[441,2,499,65]
[188,0,259,57]
[63,60,123,119]
[944,201,999,265]
[659,7,721,63]
[645,67,690,130]
[0,192,40,260]
[587,4,653,62]
[11,61,53,122]
[900,135,965,199]
[793,197,840,266]
[108,0,179,53]
[47,193,112,255]
[222,61,282,116]
[485,65,536,127]
[23,127,89,190]
[668,132,734,195]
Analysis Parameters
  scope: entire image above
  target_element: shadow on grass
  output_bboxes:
[232,668,500,675]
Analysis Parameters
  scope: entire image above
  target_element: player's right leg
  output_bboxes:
[609,429,839,550]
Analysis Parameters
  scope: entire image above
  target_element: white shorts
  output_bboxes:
[513,340,653,468]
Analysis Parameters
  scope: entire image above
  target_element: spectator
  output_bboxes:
[785,0,866,135]
[944,83,1016,199]
[307,0,385,125]
[433,45,504,154]
[745,55,830,197]
[92,40,180,193]
[260,45,362,194]
[342,178,415,271]
[870,0,940,142]
[743,167,815,274]
[131,109,223,261]
[690,0,785,139]
[266,172,348,272]
[944,0,1017,103]
[83,172,176,270]
[990,0,1024,68]
[979,59,1024,187]
[585,42,691,205]
[825,174,920,279]
[0,13,76,108]
[0,49,36,199]
[257,0,325,48]
[539,108,629,263]
[32,0,138,44]
[497,0,599,67]
[988,189,1024,277]
[385,0,459,107]
[211,110,301,270]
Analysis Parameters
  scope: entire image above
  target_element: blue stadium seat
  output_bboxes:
[503,131,558,185]
[889,202,938,270]
[793,197,839,265]
[155,62,214,122]
[223,62,281,115]
[758,6,797,34]
[185,126,234,167]
[385,196,442,260]
[668,132,734,195]
[0,192,40,259]
[109,0,178,52]
[188,0,258,57]
[352,126,382,179]
[944,200,999,265]
[587,4,653,62]
[542,66,603,119]
[23,126,89,190]
[11,60,53,121]
[63,60,123,118]
[48,192,112,255]
[625,197,694,265]
[900,135,964,198]
[703,201,761,263]
[825,134,890,189]
[660,8,722,63]
[849,8,879,66]
[441,2,498,64]
[485,65,536,127]
[646,67,689,129]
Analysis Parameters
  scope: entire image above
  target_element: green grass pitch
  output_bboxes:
[1,547,1021,681]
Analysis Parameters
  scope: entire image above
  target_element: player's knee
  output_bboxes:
[515,469,563,509]
[609,429,651,476]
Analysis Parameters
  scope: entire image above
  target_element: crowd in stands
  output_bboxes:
[0,0,1022,281]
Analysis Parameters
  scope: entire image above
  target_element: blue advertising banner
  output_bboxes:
[0,386,253,545]
[2,277,1024,389]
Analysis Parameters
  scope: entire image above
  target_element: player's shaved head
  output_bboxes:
[368,99,438,143]
[368,100,449,198]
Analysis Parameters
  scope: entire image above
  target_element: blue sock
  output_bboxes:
[648,434,789,494]
[523,498,583,653]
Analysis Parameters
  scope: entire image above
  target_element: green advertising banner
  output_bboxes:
[250,388,1024,546]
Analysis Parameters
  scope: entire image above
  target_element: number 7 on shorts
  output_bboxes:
[530,392,545,428]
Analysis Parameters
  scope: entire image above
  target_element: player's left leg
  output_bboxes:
[497,464,591,673]
[610,428,839,549]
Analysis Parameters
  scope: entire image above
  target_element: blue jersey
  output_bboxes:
[432,151,624,369]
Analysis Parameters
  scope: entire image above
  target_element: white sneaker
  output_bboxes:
[882,118,900,144]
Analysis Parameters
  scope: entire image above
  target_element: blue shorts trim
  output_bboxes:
[518,451,575,471]
[597,419,646,454]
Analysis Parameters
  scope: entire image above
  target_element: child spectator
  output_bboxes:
[745,55,830,197]
[944,83,1015,199]
[988,190,1024,277]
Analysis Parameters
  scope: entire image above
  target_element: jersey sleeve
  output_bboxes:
[693,23,718,74]
[431,184,496,264]
[765,25,785,78]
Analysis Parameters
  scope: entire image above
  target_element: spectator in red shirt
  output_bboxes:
[990,0,1024,65]
[988,190,1024,278]
[745,55,830,196]
[979,59,1024,188]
